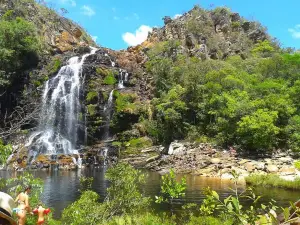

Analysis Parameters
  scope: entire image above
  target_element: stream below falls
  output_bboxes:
[1,169,299,219]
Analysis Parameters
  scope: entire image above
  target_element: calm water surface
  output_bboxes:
[1,168,299,218]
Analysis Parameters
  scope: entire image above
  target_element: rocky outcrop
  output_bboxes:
[122,141,300,181]
[140,6,269,60]
[0,0,95,53]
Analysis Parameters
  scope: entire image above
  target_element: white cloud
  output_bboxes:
[173,14,182,19]
[113,16,120,20]
[122,25,152,46]
[91,36,98,42]
[288,25,300,39]
[60,0,76,6]
[81,5,95,17]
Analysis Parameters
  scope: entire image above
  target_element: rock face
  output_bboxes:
[142,6,269,60]
[0,0,95,53]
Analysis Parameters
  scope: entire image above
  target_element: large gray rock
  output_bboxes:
[168,142,186,155]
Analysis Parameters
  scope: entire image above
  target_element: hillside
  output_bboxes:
[1,2,300,168]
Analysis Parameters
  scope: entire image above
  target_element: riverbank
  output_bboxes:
[121,141,300,182]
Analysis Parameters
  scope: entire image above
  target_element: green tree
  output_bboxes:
[155,169,186,205]
[0,10,39,87]
[237,109,279,150]
[104,163,150,217]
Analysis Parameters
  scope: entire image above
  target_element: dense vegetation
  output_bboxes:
[0,10,40,87]
[137,39,300,152]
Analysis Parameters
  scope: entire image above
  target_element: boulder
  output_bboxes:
[168,142,186,155]
[210,158,221,164]
[279,166,296,175]
[278,157,293,163]
[244,162,256,172]
[266,165,279,173]
[238,159,249,165]
[255,162,265,170]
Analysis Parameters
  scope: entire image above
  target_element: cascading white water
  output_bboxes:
[26,47,97,155]
[118,69,128,89]
[102,90,114,140]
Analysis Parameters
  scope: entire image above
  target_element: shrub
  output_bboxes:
[104,163,150,216]
[237,109,279,150]
[87,104,97,116]
[103,72,117,85]
[86,91,98,103]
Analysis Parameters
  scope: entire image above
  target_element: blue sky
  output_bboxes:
[47,0,300,50]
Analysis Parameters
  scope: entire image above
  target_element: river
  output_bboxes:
[1,168,299,218]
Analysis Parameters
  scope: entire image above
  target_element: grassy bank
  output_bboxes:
[246,174,300,190]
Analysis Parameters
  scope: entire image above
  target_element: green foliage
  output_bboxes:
[87,104,97,116]
[5,172,46,225]
[86,91,98,103]
[61,191,103,225]
[0,140,12,165]
[102,213,175,225]
[115,93,140,114]
[286,115,300,152]
[79,176,94,193]
[105,163,150,216]
[237,109,279,150]
[251,40,275,57]
[155,169,186,204]
[46,57,62,75]
[124,137,153,154]
[103,72,117,85]
[246,174,300,190]
[294,161,300,170]
[96,67,110,76]
[199,171,278,225]
[0,10,40,87]
[186,216,233,225]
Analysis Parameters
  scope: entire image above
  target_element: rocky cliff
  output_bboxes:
[144,5,270,59]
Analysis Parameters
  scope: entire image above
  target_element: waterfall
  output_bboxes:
[103,90,114,140]
[118,69,127,89]
[26,47,97,155]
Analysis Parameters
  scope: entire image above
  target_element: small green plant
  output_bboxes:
[155,169,186,205]
[79,176,94,193]
[0,140,12,165]
[294,160,300,170]
[87,104,97,116]
[103,72,117,85]
[86,91,98,103]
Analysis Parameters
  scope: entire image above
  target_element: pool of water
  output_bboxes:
[1,168,299,218]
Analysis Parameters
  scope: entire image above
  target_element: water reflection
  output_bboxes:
[1,169,299,218]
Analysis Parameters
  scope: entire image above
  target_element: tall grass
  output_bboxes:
[246,174,300,190]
